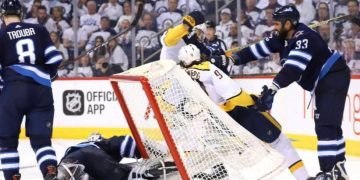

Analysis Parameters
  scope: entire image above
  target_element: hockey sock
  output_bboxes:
[33,146,58,177]
[317,137,345,172]
[0,148,20,180]
[335,136,346,162]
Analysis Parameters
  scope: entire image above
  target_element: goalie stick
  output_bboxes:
[58,0,144,69]
[225,15,360,53]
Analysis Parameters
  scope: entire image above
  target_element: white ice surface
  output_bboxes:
[1,139,359,180]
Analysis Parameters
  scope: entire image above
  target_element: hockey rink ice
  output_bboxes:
[1,139,359,180]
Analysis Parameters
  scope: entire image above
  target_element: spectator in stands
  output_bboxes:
[43,0,72,21]
[116,16,133,61]
[318,24,331,45]
[343,0,360,36]
[51,6,70,35]
[68,55,94,77]
[204,20,227,56]
[342,39,356,63]
[29,5,57,32]
[224,22,239,48]
[91,36,109,64]
[62,17,88,58]
[262,57,281,74]
[94,0,108,8]
[24,0,41,21]
[258,0,281,20]
[50,31,69,60]
[314,2,330,22]
[294,0,316,25]
[122,0,133,16]
[152,0,168,16]
[238,9,255,30]
[86,16,116,51]
[216,8,234,39]
[107,38,128,73]
[80,0,101,36]
[255,7,275,40]
[177,0,203,13]
[77,0,89,17]
[93,57,113,77]
[135,13,160,65]
[138,12,157,32]
[265,0,281,10]
[156,0,183,31]
[346,22,360,39]
[242,61,261,74]
[334,0,349,17]
[244,0,261,25]
[99,0,123,27]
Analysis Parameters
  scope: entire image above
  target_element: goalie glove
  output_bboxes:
[256,85,279,111]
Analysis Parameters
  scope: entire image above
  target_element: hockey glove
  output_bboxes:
[257,85,278,111]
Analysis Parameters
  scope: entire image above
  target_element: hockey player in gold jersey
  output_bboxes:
[178,44,310,180]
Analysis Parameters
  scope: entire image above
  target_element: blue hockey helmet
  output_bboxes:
[1,0,22,16]
[273,5,300,26]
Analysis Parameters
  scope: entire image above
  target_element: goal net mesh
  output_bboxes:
[110,60,286,180]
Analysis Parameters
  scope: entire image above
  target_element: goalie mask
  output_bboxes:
[178,44,201,68]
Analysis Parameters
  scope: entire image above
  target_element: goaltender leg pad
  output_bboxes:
[227,106,281,143]
[129,159,178,180]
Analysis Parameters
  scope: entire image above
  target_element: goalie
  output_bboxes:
[56,133,176,180]
[178,44,310,180]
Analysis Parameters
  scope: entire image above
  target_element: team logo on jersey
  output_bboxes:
[63,90,84,115]
[162,19,174,30]
[294,30,304,38]
[139,36,151,47]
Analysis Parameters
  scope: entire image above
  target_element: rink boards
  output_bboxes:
[17,76,360,157]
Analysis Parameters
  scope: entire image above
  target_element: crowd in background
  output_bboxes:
[2,0,360,77]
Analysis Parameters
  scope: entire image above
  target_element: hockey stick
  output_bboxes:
[58,0,144,69]
[226,15,360,53]
[0,164,38,171]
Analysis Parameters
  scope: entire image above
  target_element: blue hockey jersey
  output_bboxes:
[0,22,63,87]
[236,23,342,91]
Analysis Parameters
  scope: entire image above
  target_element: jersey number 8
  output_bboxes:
[16,38,36,64]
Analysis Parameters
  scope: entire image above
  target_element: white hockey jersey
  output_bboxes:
[160,24,189,62]
[185,61,241,104]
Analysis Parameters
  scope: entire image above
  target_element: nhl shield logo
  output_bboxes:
[63,90,84,115]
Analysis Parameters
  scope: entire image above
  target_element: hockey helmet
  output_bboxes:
[178,44,201,67]
[87,132,104,142]
[205,20,216,29]
[1,0,22,16]
[273,5,300,26]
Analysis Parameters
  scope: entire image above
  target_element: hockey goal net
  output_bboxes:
[110,60,287,180]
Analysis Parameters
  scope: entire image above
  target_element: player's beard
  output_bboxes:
[278,28,288,41]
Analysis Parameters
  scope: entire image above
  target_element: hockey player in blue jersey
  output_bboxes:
[57,133,175,180]
[234,5,350,180]
[0,0,63,179]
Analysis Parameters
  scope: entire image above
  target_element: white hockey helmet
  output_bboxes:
[178,44,201,67]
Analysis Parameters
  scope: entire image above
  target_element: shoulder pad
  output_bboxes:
[190,61,210,71]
